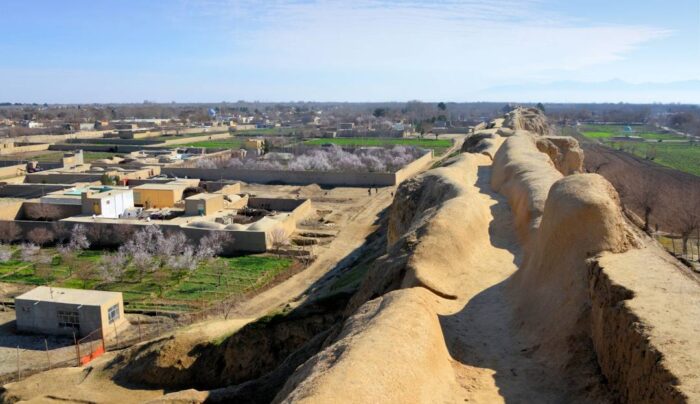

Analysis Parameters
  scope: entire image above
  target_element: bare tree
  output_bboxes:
[25,204,62,221]
[166,245,198,276]
[157,231,188,259]
[20,243,53,282]
[69,224,91,251]
[87,225,113,247]
[131,249,156,281]
[35,262,54,285]
[0,244,13,263]
[269,228,290,257]
[51,222,71,244]
[678,189,700,258]
[152,267,171,297]
[0,222,22,243]
[635,184,658,234]
[210,259,229,287]
[27,228,54,247]
[56,243,77,276]
[20,243,40,263]
[197,232,234,260]
[97,251,128,282]
[74,261,94,288]
[111,224,135,245]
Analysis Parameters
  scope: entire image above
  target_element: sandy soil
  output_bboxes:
[229,184,395,320]
[0,184,398,403]
[276,153,584,403]
[434,158,574,402]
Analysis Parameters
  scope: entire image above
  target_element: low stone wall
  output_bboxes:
[0,184,73,199]
[67,138,164,146]
[20,202,82,221]
[1,218,269,253]
[0,143,50,155]
[24,172,103,184]
[159,131,229,146]
[248,197,307,212]
[0,163,25,179]
[7,130,109,144]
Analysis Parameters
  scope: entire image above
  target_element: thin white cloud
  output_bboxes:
[184,0,670,79]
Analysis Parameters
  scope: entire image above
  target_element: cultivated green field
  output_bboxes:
[84,151,120,162]
[172,137,244,149]
[580,124,686,141]
[230,128,287,136]
[304,137,452,153]
[575,124,700,177]
[152,131,220,141]
[604,141,700,177]
[0,248,292,312]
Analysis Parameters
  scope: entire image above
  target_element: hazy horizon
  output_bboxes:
[2,0,699,104]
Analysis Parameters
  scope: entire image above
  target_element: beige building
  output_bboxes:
[15,287,126,338]
[132,182,189,208]
[185,192,224,216]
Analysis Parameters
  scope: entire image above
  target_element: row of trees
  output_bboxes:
[196,144,424,173]
[0,224,237,293]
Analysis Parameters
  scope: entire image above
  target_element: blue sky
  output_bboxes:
[1,0,698,103]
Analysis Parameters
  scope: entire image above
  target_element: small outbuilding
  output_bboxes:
[185,192,224,216]
[14,286,126,338]
[132,182,189,208]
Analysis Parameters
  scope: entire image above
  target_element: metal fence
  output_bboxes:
[657,235,700,263]
[0,330,103,385]
[0,261,309,385]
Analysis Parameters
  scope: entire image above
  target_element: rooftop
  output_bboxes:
[132,183,189,191]
[63,186,115,196]
[185,192,223,200]
[16,286,122,306]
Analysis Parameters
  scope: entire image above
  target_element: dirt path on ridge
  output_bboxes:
[433,158,584,402]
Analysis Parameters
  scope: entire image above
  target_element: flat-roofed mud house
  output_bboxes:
[14,286,126,338]
[132,182,189,208]
[39,185,135,218]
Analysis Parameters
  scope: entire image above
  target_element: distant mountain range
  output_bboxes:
[479,79,700,104]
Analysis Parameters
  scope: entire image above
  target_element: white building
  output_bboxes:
[40,186,135,219]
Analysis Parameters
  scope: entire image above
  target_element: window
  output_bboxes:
[57,310,80,329]
[107,304,120,323]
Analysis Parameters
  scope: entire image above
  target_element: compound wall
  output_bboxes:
[161,151,433,187]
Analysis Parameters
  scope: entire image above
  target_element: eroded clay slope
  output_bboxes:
[277,109,700,403]
[3,109,698,404]
[276,152,503,402]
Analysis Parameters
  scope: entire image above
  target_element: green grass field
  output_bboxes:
[580,124,686,141]
[573,124,700,177]
[152,132,220,141]
[230,128,287,136]
[0,247,293,312]
[304,137,451,153]
[170,137,244,149]
[84,152,119,162]
[603,141,700,177]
